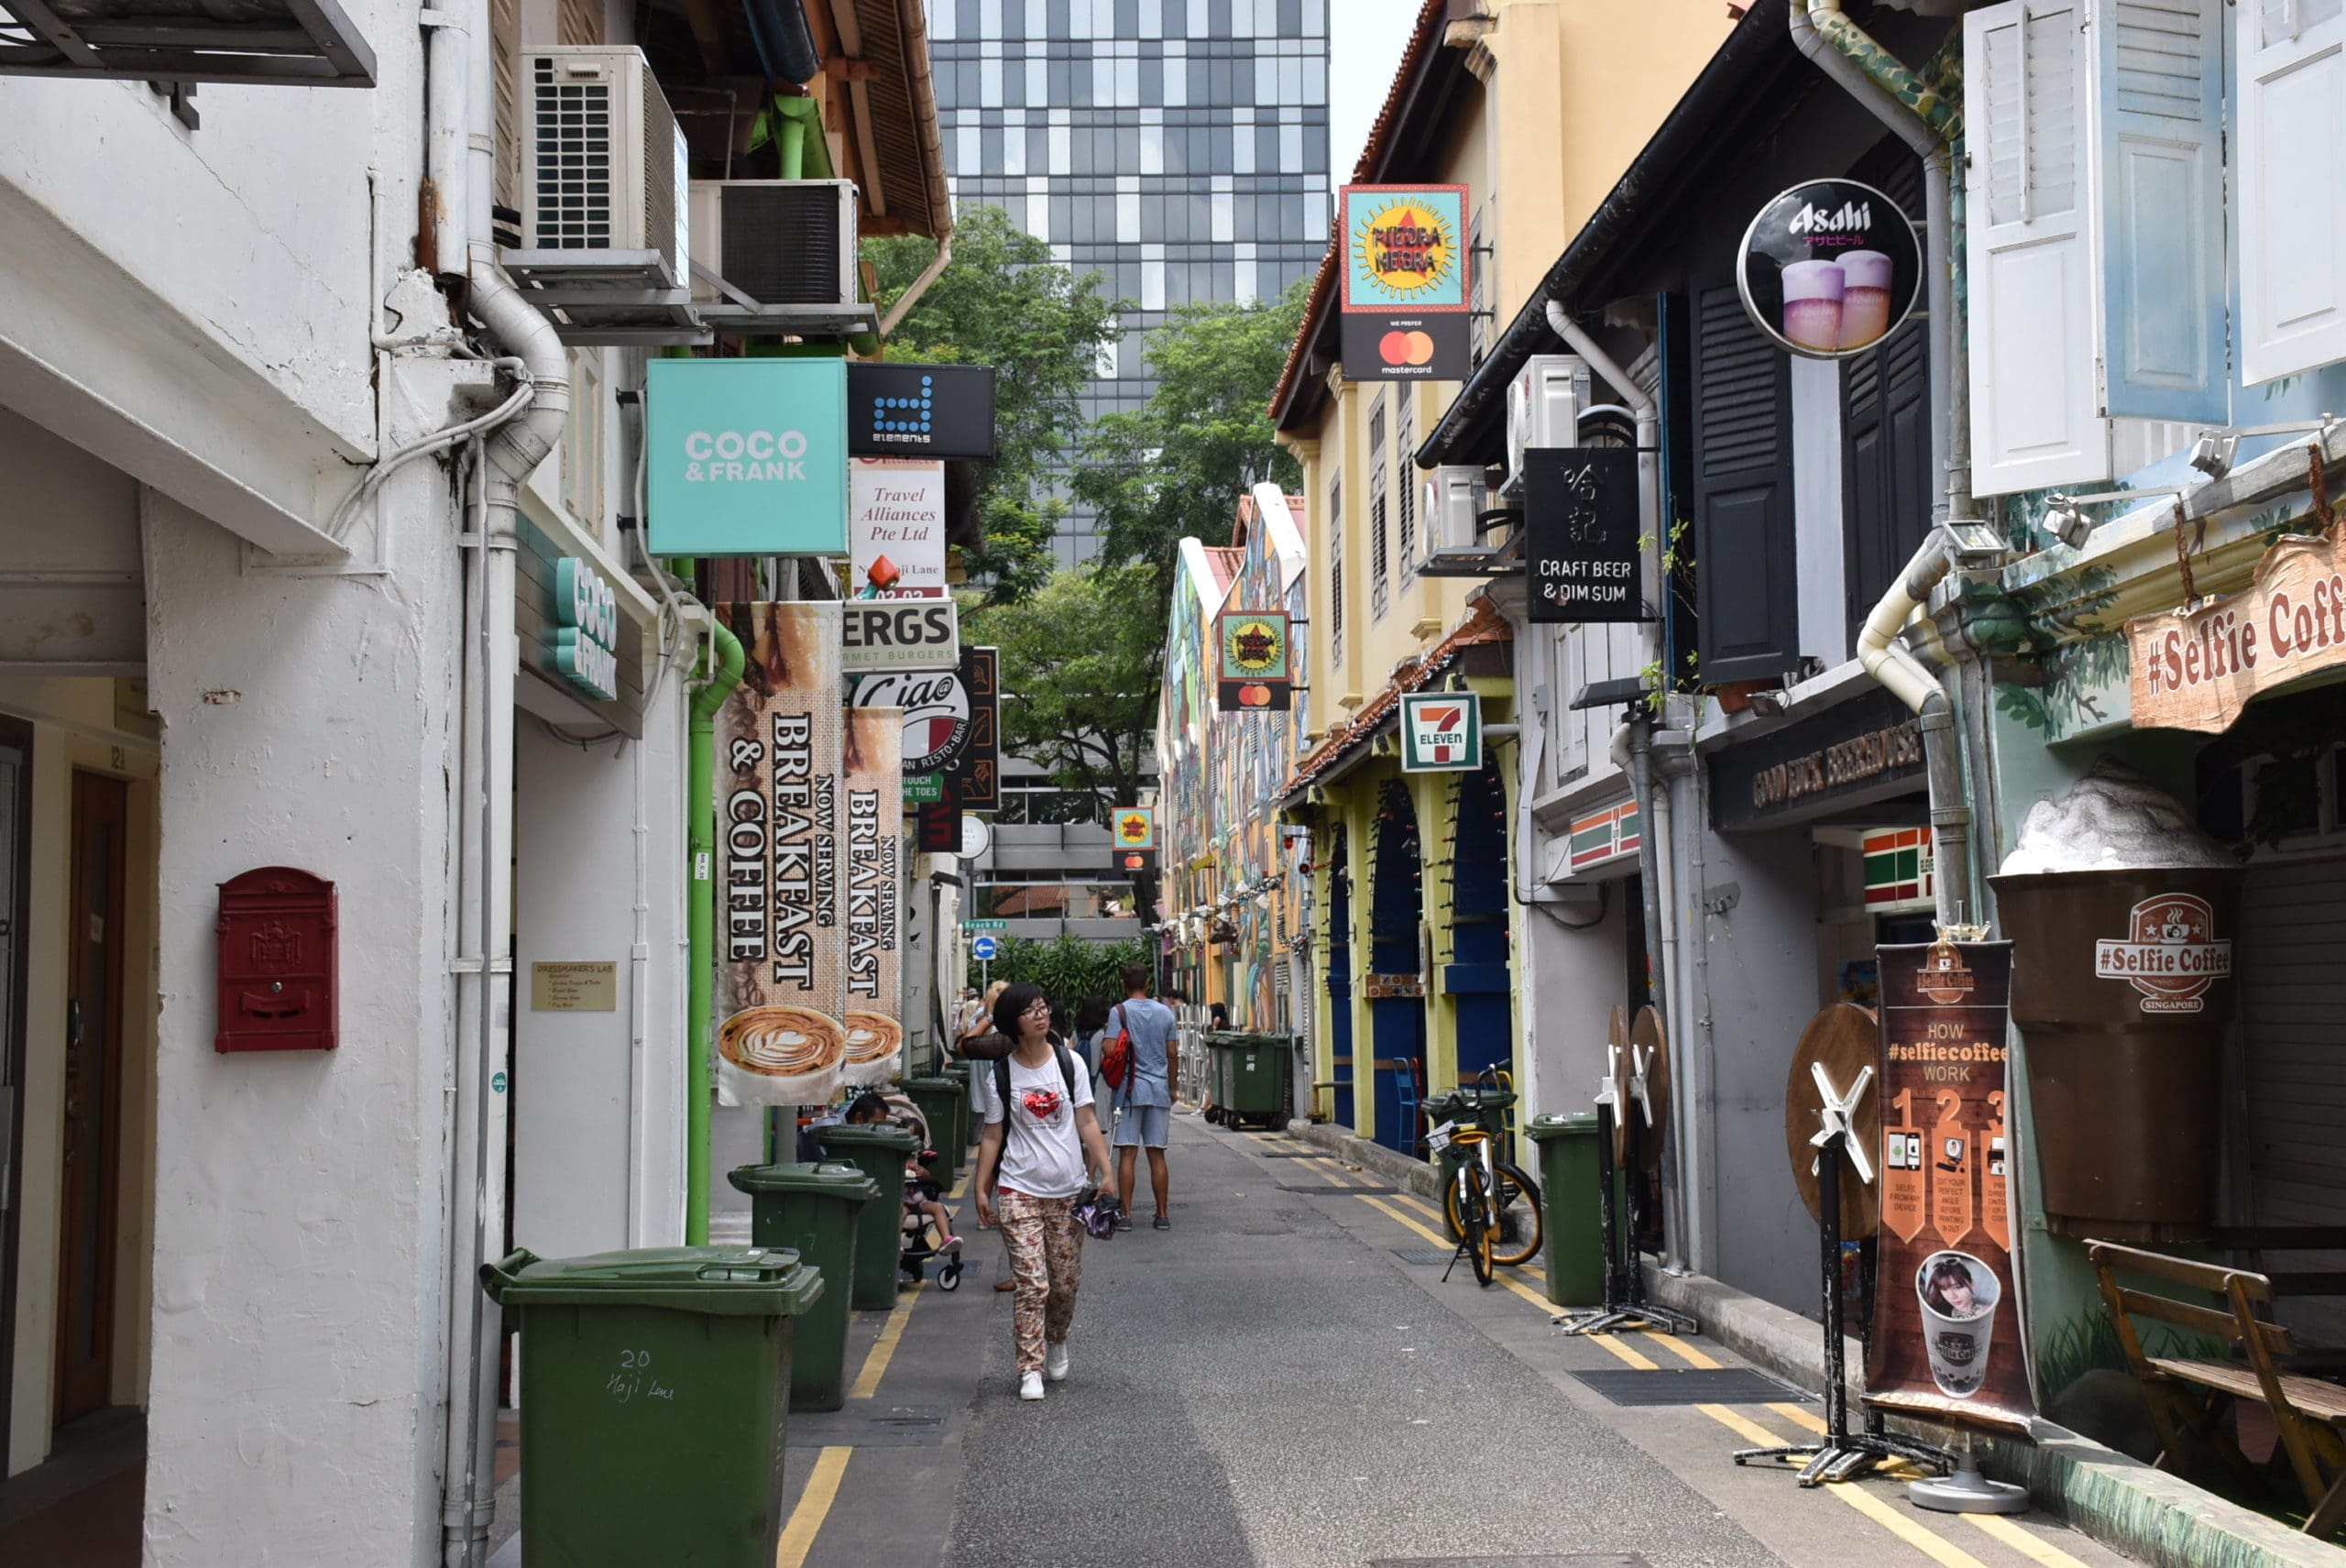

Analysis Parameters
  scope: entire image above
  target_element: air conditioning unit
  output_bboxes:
[519,47,689,280]
[1422,465,1490,559]
[690,180,861,308]
[1504,355,1593,494]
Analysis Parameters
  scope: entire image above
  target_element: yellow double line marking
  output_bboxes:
[777,1282,929,1565]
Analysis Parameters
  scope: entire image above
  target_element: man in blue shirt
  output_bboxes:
[1108,963,1180,1231]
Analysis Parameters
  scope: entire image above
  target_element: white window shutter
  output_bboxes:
[1968,0,2112,495]
[2238,0,2346,385]
[2097,0,2230,423]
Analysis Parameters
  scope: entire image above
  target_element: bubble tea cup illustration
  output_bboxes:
[1780,259,1845,354]
[1916,1250,2001,1398]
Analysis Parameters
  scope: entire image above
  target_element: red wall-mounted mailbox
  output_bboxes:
[215,867,338,1053]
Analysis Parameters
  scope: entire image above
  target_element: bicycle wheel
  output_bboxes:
[1459,1165,1495,1286]
[1487,1162,1544,1268]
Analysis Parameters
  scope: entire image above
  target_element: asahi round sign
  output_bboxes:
[1737,179,1922,359]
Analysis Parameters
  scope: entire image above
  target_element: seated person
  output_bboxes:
[844,1092,958,1252]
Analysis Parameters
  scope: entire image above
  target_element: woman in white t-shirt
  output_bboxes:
[973,981,1119,1401]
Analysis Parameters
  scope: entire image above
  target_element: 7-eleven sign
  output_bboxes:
[1399,690,1481,773]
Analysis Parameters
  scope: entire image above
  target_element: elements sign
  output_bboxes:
[1738,179,1923,360]
[646,357,848,557]
[2128,521,2346,734]
[1869,939,2034,1438]
[1339,184,1472,382]
[1524,448,1644,625]
[840,598,959,674]
[554,557,621,700]
[1217,609,1292,710]
[847,362,997,461]
[1399,690,1481,773]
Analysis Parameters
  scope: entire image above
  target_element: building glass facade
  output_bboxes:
[930,0,1332,566]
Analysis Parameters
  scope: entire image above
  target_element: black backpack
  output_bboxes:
[993,1041,1081,1127]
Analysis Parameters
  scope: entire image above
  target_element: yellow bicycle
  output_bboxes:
[1429,1097,1543,1288]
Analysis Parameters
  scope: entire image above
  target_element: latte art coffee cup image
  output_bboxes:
[1915,1250,2001,1398]
[718,1005,846,1077]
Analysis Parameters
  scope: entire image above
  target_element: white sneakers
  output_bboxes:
[1045,1341,1069,1383]
[1018,1370,1045,1401]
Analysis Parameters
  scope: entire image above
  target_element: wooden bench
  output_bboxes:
[2091,1240,2346,1537]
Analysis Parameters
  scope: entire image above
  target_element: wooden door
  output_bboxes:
[55,771,126,1426]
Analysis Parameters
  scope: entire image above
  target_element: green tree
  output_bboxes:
[963,559,1163,811]
[1072,281,1308,597]
[868,206,1124,601]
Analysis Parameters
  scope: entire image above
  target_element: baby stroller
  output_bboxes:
[899,1146,964,1291]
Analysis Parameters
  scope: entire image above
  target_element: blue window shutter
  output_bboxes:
[2098,0,2231,422]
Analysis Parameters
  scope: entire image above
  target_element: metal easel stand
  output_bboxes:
[1732,1133,1954,1485]
[1556,1056,1695,1337]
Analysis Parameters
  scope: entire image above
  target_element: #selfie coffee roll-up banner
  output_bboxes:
[841,706,904,1088]
[716,601,848,1108]
[1868,939,2034,1437]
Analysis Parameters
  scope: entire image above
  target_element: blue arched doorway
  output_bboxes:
[1368,780,1427,1154]
[1323,824,1354,1129]
[1449,761,1514,1084]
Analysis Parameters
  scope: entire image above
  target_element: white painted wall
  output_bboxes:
[1790,356,1849,669]
[140,438,462,1567]
[512,670,689,1256]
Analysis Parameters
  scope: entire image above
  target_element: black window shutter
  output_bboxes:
[1692,283,1799,685]
[1841,317,1930,645]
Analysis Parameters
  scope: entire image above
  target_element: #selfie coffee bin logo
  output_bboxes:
[2094,893,2232,1014]
[1737,179,1923,360]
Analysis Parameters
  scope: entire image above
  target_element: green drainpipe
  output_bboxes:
[686,620,745,1243]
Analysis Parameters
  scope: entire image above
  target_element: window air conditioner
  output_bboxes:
[1504,355,1592,495]
[1423,465,1490,560]
[519,47,689,280]
[690,180,861,309]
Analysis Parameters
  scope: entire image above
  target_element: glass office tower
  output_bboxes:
[930,0,1332,566]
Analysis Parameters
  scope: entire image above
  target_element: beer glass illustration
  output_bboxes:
[1836,250,1892,348]
[1780,259,1845,353]
[1915,1250,2001,1398]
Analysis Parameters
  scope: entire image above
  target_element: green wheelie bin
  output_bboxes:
[1216,1032,1291,1130]
[810,1122,920,1309]
[481,1245,822,1568]
[1526,1113,1609,1306]
[939,1061,975,1152]
[898,1075,967,1187]
[726,1161,879,1410]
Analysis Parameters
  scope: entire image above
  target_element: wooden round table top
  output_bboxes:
[1613,1004,1671,1172]
[1783,1003,1881,1240]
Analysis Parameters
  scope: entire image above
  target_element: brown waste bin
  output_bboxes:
[1990,865,2240,1239]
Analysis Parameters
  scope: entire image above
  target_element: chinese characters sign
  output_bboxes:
[1524,448,1644,624]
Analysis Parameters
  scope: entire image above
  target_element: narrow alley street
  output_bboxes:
[765,1114,2133,1568]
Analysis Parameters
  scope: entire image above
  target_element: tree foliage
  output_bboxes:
[968,934,1149,1010]
[963,559,1163,810]
[1072,281,1308,598]
[867,205,1124,601]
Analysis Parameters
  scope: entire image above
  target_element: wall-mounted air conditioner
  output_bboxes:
[690,180,861,309]
[1504,355,1593,494]
[1422,465,1491,562]
[519,47,689,281]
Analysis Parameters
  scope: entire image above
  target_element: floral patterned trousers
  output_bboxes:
[998,1190,1084,1375]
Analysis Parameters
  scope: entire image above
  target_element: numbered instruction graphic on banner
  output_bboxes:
[715,601,848,1108]
[1399,690,1481,773]
[1868,939,2033,1437]
[1217,609,1292,710]
[841,707,904,1087]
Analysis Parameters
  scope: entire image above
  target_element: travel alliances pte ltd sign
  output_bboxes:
[646,357,848,557]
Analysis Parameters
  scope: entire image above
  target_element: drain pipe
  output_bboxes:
[433,0,573,1561]
[1543,300,1698,1268]
[685,622,745,1243]
[1792,0,1979,928]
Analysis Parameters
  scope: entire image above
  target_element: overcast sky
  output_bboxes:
[1328,0,1426,181]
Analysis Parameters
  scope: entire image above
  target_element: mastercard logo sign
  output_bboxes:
[1379,330,1438,367]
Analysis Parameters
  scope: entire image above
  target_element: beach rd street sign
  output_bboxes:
[1400,690,1482,773]
[963,918,1007,932]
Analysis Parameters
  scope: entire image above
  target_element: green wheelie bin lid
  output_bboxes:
[480,1246,823,1317]
[1525,1112,1596,1140]
[811,1122,920,1155]
[727,1160,882,1201]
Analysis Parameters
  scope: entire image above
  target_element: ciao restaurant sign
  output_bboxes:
[2129,485,2346,733]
